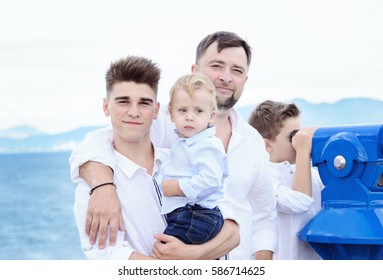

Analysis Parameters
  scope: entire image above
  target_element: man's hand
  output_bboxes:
[86,184,124,249]
[152,233,198,260]
[152,219,239,260]
[80,161,124,249]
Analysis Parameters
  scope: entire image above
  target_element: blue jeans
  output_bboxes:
[164,204,224,244]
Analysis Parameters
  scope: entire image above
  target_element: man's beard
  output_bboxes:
[217,94,239,111]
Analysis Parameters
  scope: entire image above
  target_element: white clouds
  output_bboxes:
[1,0,382,133]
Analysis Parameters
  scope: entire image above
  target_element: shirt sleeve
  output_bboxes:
[273,182,314,214]
[178,141,228,204]
[248,148,278,255]
[217,193,238,222]
[69,126,115,183]
[73,181,134,259]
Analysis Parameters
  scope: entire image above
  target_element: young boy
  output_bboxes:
[248,100,324,260]
[157,73,228,244]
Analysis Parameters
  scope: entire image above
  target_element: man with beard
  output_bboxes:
[70,31,278,260]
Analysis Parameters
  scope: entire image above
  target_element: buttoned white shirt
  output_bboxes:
[70,105,278,259]
[158,126,228,214]
[217,109,278,259]
[73,147,168,259]
[269,161,324,260]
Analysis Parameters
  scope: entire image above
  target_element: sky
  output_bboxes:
[0,0,382,134]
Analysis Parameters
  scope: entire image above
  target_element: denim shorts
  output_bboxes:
[163,204,224,244]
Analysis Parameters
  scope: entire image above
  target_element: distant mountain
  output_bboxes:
[1,97,382,154]
[294,98,383,127]
[0,125,105,154]
[0,125,44,139]
[237,97,383,127]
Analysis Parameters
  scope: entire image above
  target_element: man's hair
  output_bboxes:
[195,31,252,67]
[169,73,217,111]
[105,55,161,99]
[249,100,301,140]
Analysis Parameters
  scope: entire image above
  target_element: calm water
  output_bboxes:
[0,152,86,259]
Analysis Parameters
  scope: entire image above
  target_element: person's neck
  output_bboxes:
[214,109,232,152]
[114,137,154,175]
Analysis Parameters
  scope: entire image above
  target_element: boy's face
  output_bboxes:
[169,88,216,138]
[103,81,159,147]
[267,116,301,164]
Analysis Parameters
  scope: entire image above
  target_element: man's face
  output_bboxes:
[103,81,159,147]
[192,42,248,111]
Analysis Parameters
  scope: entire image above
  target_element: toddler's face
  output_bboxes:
[170,88,216,138]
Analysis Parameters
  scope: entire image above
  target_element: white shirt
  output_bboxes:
[158,126,228,214]
[269,161,324,260]
[219,109,278,259]
[73,147,168,259]
[70,105,278,259]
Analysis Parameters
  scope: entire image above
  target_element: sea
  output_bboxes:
[0,151,86,260]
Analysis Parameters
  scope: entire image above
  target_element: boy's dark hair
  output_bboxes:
[249,100,301,140]
[196,31,252,67]
[105,55,161,99]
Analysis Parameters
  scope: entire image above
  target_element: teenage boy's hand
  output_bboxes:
[86,184,124,249]
[80,161,124,249]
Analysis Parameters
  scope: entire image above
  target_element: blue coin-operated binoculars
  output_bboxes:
[298,123,383,259]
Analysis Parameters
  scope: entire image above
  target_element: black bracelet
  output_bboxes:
[89,182,116,195]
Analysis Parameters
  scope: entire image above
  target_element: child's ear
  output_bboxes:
[169,105,175,122]
[103,97,110,116]
[264,138,273,153]
[209,110,217,124]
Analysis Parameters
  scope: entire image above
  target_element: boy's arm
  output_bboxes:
[69,126,123,249]
[162,179,185,197]
[74,182,137,260]
[178,142,228,203]
[152,219,239,259]
[291,127,318,197]
[69,126,115,182]
[80,161,124,249]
